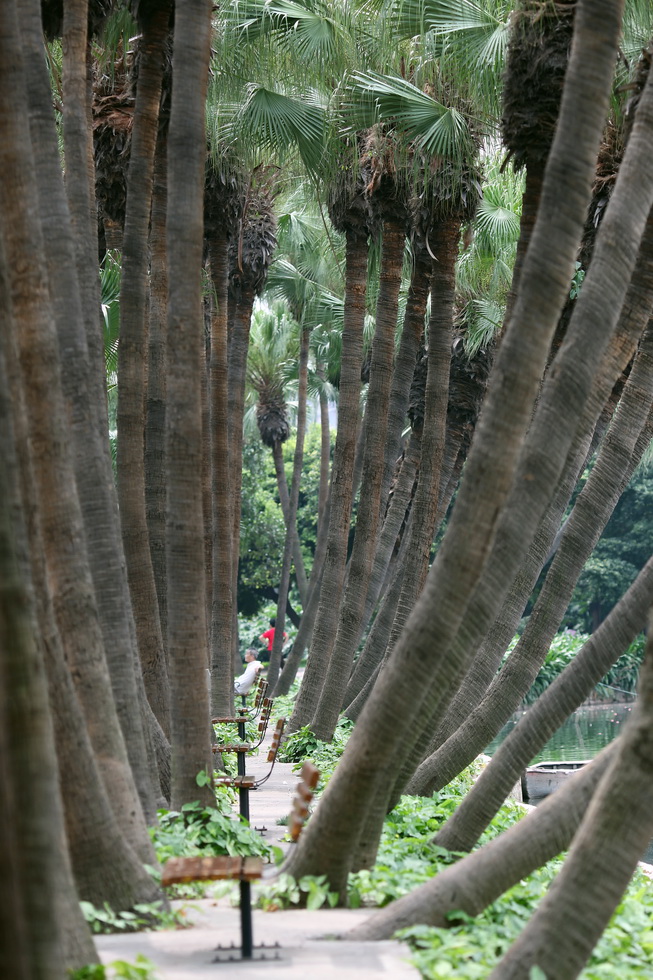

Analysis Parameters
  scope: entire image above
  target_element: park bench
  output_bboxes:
[213,717,286,821]
[160,758,321,961]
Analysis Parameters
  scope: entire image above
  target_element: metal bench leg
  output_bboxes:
[239,784,250,822]
[239,879,254,959]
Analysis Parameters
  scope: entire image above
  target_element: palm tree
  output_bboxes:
[246,300,309,603]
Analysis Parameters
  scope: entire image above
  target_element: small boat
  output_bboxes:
[521,759,590,803]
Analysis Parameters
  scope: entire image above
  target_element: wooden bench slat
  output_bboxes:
[161,855,264,887]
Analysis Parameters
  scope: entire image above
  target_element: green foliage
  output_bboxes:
[565,469,653,633]
[570,260,585,299]
[520,631,644,705]
[399,863,653,979]
[278,716,354,782]
[255,871,338,910]
[79,900,178,936]
[151,800,272,865]
[70,956,159,980]
[349,762,519,909]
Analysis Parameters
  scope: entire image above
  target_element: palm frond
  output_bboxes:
[235,84,326,173]
[345,70,476,160]
[474,193,520,249]
[464,296,503,355]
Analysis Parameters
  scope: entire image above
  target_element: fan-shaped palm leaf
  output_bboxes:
[230,0,349,60]
[233,84,327,173]
[393,0,512,121]
[345,70,477,160]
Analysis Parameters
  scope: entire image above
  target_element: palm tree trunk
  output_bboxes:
[311,218,405,740]
[273,507,329,696]
[145,132,169,653]
[397,44,653,811]
[350,220,457,871]
[357,248,430,630]
[228,283,256,666]
[270,440,309,602]
[117,4,172,737]
[0,325,74,979]
[1,268,163,917]
[281,2,625,894]
[2,15,156,867]
[415,323,653,807]
[165,0,215,809]
[288,228,368,732]
[208,234,235,717]
[492,627,653,980]
[343,435,420,708]
[349,741,616,940]
[267,323,311,691]
[21,0,159,824]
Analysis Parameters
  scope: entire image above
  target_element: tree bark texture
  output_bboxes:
[166,0,215,809]
[209,233,235,717]
[117,4,172,737]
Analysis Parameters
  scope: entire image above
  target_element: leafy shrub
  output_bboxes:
[151,800,272,865]
[255,872,338,911]
[71,956,159,979]
[278,716,354,784]
[399,864,653,979]
[508,631,645,705]
[79,900,181,935]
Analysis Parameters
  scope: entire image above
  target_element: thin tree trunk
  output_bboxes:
[228,284,256,667]
[343,436,420,708]
[208,233,235,717]
[145,132,169,653]
[312,219,405,740]
[271,440,309,603]
[117,4,172,737]
[268,323,311,691]
[288,229,368,731]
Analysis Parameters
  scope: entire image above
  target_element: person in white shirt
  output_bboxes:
[234,649,263,696]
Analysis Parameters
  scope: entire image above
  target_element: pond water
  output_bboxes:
[484,702,637,762]
[484,700,653,864]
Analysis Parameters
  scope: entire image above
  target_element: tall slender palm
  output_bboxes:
[246,301,309,603]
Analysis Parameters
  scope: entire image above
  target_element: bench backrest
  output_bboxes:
[289,760,320,841]
[267,717,286,762]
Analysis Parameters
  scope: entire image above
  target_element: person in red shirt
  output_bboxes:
[259,618,287,662]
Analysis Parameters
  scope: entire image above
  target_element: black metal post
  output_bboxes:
[239,784,250,821]
[239,879,254,959]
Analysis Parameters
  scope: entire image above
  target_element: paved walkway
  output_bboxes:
[97,722,419,979]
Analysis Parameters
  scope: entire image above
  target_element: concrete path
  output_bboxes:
[97,720,419,979]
